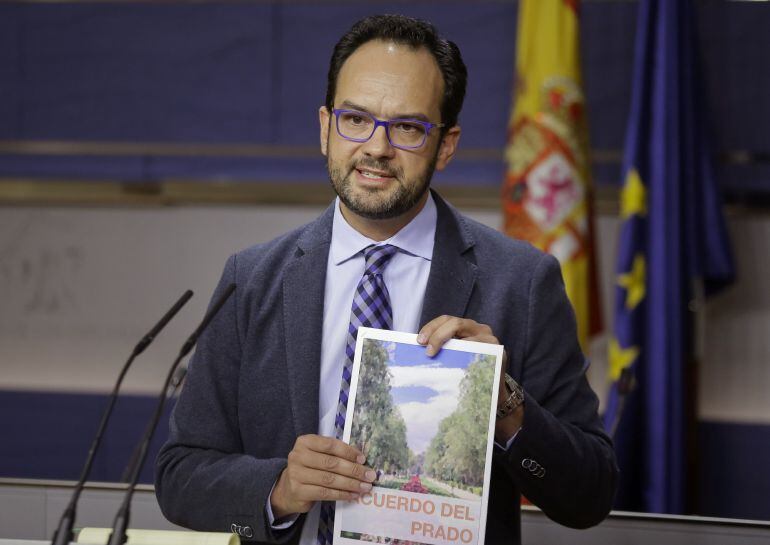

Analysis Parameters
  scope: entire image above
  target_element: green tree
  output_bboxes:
[425,412,459,482]
[350,339,410,473]
[424,355,495,487]
[368,410,410,474]
[409,450,424,476]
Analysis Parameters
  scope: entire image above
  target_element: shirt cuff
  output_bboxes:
[494,428,520,451]
[266,481,300,529]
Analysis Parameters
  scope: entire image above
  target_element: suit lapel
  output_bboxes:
[281,194,476,435]
[419,192,478,327]
[283,204,334,437]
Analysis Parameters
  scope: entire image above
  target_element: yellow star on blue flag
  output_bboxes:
[618,254,646,310]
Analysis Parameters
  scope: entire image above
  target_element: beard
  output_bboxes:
[327,151,438,220]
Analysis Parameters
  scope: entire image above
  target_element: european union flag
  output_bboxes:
[603,0,734,514]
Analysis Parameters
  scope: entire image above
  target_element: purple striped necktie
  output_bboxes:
[317,244,398,545]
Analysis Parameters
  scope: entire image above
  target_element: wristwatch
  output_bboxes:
[497,374,525,419]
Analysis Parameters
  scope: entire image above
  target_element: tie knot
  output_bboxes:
[363,244,398,276]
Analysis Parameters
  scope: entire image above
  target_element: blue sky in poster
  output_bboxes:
[393,342,476,369]
[377,340,484,453]
[390,385,438,405]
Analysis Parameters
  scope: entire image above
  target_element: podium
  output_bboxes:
[0,479,179,541]
[2,478,770,544]
[521,505,770,545]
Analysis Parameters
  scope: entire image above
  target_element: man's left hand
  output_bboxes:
[417,315,523,442]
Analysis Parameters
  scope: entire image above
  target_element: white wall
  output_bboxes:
[0,203,767,423]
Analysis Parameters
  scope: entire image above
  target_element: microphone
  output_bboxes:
[133,292,195,356]
[50,290,193,545]
[108,283,236,545]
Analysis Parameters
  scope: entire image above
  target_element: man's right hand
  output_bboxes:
[270,434,377,519]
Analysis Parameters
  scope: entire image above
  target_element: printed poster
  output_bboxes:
[334,327,504,545]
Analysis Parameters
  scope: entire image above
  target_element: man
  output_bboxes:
[155,14,617,545]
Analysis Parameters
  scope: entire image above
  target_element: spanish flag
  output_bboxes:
[502,0,600,351]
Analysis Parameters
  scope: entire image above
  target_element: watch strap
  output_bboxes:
[497,374,524,419]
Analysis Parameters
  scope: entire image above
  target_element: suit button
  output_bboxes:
[521,458,535,469]
[231,523,254,538]
[521,458,545,478]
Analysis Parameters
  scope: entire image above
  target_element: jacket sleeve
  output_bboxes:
[154,254,301,544]
[494,253,619,528]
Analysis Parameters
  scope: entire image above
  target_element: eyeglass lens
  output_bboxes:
[336,111,427,149]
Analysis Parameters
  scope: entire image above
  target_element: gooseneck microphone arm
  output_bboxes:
[608,367,637,439]
[119,365,188,483]
[50,290,194,545]
[108,283,236,545]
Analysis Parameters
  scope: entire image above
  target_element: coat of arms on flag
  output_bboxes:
[503,77,588,264]
[502,0,600,351]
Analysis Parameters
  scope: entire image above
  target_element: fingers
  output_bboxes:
[288,463,375,496]
[417,315,499,356]
[291,436,376,487]
[286,483,364,503]
[296,434,366,465]
[272,435,376,517]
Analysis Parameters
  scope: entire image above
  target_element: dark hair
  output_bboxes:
[325,14,468,132]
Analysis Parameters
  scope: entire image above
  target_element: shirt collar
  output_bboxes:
[330,192,437,265]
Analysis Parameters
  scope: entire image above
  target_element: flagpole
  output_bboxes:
[686,277,705,513]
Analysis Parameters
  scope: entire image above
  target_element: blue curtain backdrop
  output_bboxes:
[603,0,735,514]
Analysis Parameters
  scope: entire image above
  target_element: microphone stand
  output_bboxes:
[108,283,235,545]
[120,365,187,483]
[50,290,193,545]
[609,367,637,439]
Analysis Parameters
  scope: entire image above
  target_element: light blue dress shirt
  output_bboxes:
[271,194,437,543]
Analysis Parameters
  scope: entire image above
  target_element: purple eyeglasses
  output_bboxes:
[332,108,444,150]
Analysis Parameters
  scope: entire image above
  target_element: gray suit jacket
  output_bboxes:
[155,192,618,544]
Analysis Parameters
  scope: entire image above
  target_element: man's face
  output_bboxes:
[319,40,460,221]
